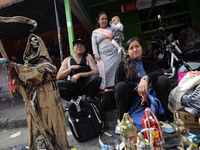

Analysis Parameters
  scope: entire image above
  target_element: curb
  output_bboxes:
[0,117,27,129]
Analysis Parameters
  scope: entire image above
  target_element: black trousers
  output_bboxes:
[56,75,102,101]
[114,75,171,121]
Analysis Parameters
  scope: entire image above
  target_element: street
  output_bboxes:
[0,97,200,150]
[0,103,121,150]
[0,127,29,150]
[1,125,200,150]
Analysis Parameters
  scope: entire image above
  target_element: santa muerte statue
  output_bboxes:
[0,16,71,150]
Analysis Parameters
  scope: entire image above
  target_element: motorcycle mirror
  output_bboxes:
[157,14,161,21]
[158,14,163,27]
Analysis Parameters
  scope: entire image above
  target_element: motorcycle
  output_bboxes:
[157,14,200,81]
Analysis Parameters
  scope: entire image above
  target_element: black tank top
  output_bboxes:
[69,55,91,77]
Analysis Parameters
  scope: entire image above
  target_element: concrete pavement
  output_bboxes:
[0,95,122,150]
[0,95,27,129]
[0,94,200,150]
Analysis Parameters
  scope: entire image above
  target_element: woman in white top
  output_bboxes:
[91,11,121,88]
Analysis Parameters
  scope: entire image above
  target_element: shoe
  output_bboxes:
[115,119,121,134]
[159,120,175,133]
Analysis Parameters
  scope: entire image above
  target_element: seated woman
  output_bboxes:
[114,37,175,134]
[56,39,102,101]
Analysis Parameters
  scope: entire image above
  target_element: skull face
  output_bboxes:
[31,36,39,49]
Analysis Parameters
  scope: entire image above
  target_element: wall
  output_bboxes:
[122,11,143,43]
[188,0,200,27]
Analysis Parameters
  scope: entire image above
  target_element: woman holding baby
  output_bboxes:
[91,11,122,89]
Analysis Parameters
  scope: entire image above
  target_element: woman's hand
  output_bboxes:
[138,78,148,102]
[71,73,80,84]
[95,57,101,63]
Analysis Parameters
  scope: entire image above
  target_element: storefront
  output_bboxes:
[0,0,199,60]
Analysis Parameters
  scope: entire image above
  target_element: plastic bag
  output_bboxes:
[169,71,200,112]
[97,60,106,90]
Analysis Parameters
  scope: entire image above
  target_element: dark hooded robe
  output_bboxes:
[11,33,69,150]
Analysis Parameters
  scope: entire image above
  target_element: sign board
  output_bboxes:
[121,0,176,13]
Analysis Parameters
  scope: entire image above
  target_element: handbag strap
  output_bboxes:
[129,95,142,113]
[148,88,156,97]
[129,88,156,113]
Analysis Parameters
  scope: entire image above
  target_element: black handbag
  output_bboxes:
[99,88,116,110]
[68,95,105,142]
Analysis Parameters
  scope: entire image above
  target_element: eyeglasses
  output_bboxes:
[74,43,85,48]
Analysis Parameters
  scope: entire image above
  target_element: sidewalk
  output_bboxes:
[0,95,122,150]
[0,95,27,129]
[0,95,200,150]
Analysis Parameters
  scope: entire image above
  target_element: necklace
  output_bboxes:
[134,59,142,77]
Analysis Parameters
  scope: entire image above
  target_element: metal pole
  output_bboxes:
[64,0,75,55]
[53,0,63,62]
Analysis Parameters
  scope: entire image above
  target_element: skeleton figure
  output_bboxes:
[30,36,39,57]
[11,33,70,150]
[35,135,47,149]
[31,36,39,48]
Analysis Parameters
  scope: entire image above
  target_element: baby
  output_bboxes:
[110,16,126,58]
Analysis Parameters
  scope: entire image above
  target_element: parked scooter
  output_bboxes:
[157,14,200,79]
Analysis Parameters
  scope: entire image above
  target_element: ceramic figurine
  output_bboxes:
[173,111,193,150]
[137,129,151,150]
[120,113,137,150]
[142,108,164,149]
